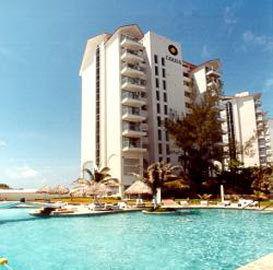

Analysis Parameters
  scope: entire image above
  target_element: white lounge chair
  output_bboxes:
[217,200,231,207]
[179,200,189,207]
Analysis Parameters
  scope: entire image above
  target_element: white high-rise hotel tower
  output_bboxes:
[79,24,185,187]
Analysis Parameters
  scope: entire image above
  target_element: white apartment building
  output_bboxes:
[80,25,185,188]
[221,91,271,167]
[268,118,273,163]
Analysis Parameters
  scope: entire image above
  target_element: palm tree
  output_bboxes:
[132,161,189,205]
[73,166,119,197]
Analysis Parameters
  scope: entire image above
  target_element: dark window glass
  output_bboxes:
[156,78,159,88]
[156,91,160,101]
[166,157,170,163]
[157,116,161,126]
[155,66,159,76]
[164,105,168,115]
[183,72,189,78]
[186,102,190,108]
[154,54,158,64]
[163,80,166,90]
[158,143,162,154]
[161,57,165,66]
[166,144,170,155]
[157,103,160,113]
[166,131,169,141]
[185,91,191,97]
[158,129,162,140]
[164,92,167,102]
[159,156,163,162]
[162,69,166,78]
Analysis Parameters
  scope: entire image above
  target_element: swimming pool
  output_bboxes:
[1,208,273,270]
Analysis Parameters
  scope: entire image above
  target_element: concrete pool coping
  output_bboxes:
[237,253,273,269]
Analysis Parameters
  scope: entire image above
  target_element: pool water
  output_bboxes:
[1,208,273,270]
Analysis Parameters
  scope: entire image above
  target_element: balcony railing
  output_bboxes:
[121,77,145,87]
[122,140,141,149]
[123,123,141,132]
[122,107,140,116]
[122,48,143,57]
[122,63,145,72]
[122,91,141,100]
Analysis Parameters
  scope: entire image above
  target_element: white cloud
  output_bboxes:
[5,165,39,180]
[224,6,237,25]
[0,140,7,148]
[265,77,273,90]
[201,45,210,58]
[242,31,273,52]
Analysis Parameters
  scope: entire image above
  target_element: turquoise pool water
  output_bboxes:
[1,208,273,270]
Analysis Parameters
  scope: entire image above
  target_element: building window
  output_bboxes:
[157,116,161,127]
[162,69,166,78]
[155,66,159,76]
[164,92,167,102]
[166,144,170,155]
[154,54,158,64]
[166,157,170,163]
[166,131,169,141]
[163,80,166,90]
[158,143,162,154]
[186,102,190,108]
[159,156,163,162]
[158,129,162,140]
[156,91,160,101]
[161,57,165,66]
[183,72,189,78]
[164,105,168,115]
[95,46,100,166]
[157,103,161,114]
[156,78,159,88]
[185,91,191,97]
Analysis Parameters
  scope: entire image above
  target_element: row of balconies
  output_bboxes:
[120,36,146,155]
[206,67,221,77]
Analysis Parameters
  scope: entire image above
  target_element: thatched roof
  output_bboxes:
[37,185,51,194]
[124,180,152,195]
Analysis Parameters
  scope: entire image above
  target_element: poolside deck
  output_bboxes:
[237,253,273,270]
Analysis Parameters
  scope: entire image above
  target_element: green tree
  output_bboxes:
[0,183,10,189]
[165,87,223,190]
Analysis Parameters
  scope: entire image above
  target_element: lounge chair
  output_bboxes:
[217,200,231,207]
[161,199,180,208]
[200,200,208,206]
[179,200,189,207]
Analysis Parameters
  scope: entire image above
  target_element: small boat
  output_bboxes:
[142,208,178,215]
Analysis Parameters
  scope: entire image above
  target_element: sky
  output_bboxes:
[0,0,272,188]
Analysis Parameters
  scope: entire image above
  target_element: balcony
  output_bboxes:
[122,124,146,138]
[121,36,143,50]
[207,79,219,88]
[121,92,145,107]
[206,68,220,77]
[122,107,146,122]
[121,49,144,63]
[121,63,145,78]
[122,140,146,153]
[121,77,145,92]
[217,116,226,122]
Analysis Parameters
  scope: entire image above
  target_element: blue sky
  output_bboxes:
[0,0,272,188]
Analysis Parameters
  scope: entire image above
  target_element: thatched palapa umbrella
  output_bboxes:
[124,180,152,197]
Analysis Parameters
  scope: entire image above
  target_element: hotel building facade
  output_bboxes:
[220,91,272,167]
[79,25,185,187]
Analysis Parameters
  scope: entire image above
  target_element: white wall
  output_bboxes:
[192,68,207,95]
[105,35,123,183]
[232,96,260,167]
[142,31,184,164]
[81,63,96,172]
